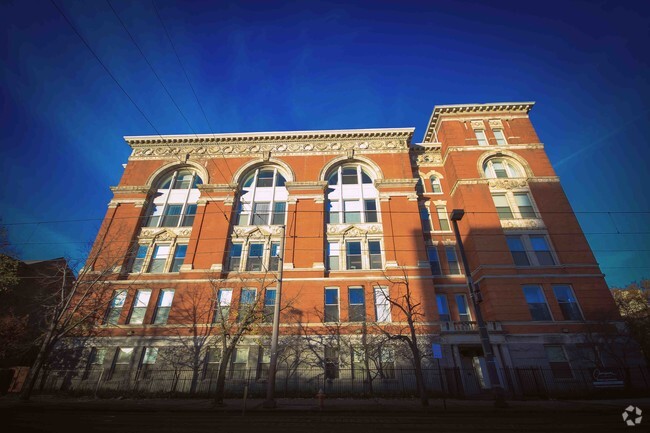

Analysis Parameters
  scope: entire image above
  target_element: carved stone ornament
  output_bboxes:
[139,227,192,240]
[232,225,284,239]
[500,218,545,229]
[411,151,443,166]
[488,178,528,190]
[130,139,408,159]
[326,224,383,236]
[488,119,504,128]
[470,120,485,129]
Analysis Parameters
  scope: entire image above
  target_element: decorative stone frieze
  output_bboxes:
[488,178,529,190]
[500,218,545,229]
[139,227,192,240]
[326,224,383,237]
[232,225,284,239]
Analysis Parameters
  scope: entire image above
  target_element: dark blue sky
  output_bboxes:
[1,0,648,287]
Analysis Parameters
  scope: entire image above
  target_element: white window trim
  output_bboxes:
[227,238,283,273]
[474,129,488,146]
[324,287,341,323]
[374,286,391,323]
[552,284,584,321]
[491,190,540,220]
[506,233,559,267]
[327,238,384,271]
[326,165,380,225]
[523,284,554,321]
[236,167,287,227]
[483,158,525,179]
[492,128,508,145]
[145,169,201,229]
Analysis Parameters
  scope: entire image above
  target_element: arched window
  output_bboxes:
[483,157,524,179]
[429,176,443,194]
[145,169,203,228]
[236,167,288,226]
[326,164,379,224]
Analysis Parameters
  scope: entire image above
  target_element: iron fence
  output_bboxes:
[23,365,650,400]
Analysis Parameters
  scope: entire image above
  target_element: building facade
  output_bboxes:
[58,102,646,397]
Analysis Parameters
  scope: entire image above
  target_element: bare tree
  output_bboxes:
[210,269,278,406]
[157,285,217,395]
[611,281,650,365]
[18,239,134,401]
[372,267,429,407]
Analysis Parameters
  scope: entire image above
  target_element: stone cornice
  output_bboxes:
[423,102,535,143]
[374,178,419,189]
[125,128,414,144]
[285,181,328,191]
[197,183,237,193]
[110,185,150,194]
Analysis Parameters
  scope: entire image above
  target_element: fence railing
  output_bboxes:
[19,365,649,400]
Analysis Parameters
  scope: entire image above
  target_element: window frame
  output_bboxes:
[483,158,524,179]
[348,286,366,322]
[523,285,553,321]
[152,289,175,325]
[236,167,288,227]
[326,165,379,225]
[474,129,488,146]
[325,287,340,322]
[492,128,507,145]
[374,286,391,323]
[491,191,539,220]
[436,294,450,322]
[327,238,384,271]
[445,246,461,275]
[552,285,584,321]
[104,290,127,325]
[144,169,202,229]
[545,345,574,379]
[127,289,152,325]
[506,234,558,267]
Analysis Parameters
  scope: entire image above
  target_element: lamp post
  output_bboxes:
[450,209,507,408]
[263,225,285,408]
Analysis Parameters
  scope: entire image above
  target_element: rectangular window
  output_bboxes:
[141,347,158,365]
[269,242,281,271]
[115,347,133,365]
[237,288,256,322]
[530,236,556,266]
[445,246,461,275]
[346,241,362,270]
[348,287,366,322]
[514,193,536,218]
[181,204,197,227]
[228,244,243,271]
[263,288,276,323]
[131,245,148,273]
[252,202,270,225]
[89,347,106,366]
[351,346,366,379]
[231,347,249,379]
[364,200,378,223]
[324,346,339,379]
[153,289,174,324]
[204,347,222,378]
[436,294,450,322]
[436,206,450,231]
[553,285,583,320]
[170,245,187,272]
[545,345,573,379]
[214,289,233,323]
[104,290,127,325]
[246,243,264,271]
[492,194,514,219]
[146,205,163,227]
[419,203,431,232]
[368,240,382,270]
[430,176,442,194]
[128,289,152,325]
[271,202,286,225]
[493,129,507,145]
[379,347,396,379]
[341,168,357,184]
[325,287,340,322]
[328,242,340,271]
[147,245,170,273]
[257,347,271,380]
[162,204,182,227]
[455,294,471,322]
[344,200,362,223]
[507,236,531,266]
[236,202,251,226]
[427,246,442,275]
[475,129,488,146]
[328,200,341,224]
[523,285,552,321]
[374,286,391,322]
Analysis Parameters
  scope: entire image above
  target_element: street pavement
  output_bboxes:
[1,395,647,432]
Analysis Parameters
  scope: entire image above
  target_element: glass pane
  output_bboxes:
[162,205,182,227]
[116,348,133,364]
[230,244,243,258]
[241,289,256,304]
[328,172,338,185]
[249,243,264,257]
[129,307,146,325]
[349,288,365,304]
[219,289,233,305]
[523,286,544,303]
[252,202,270,225]
[159,290,175,307]
[272,202,286,225]
[256,170,274,187]
[341,168,358,184]
[346,241,361,255]
[368,241,381,255]
[173,171,193,189]
[112,290,127,307]
[275,173,286,187]
[364,200,378,222]
[264,289,276,306]
[530,236,549,251]
[325,288,339,305]
[361,171,372,184]
[325,305,339,322]
[436,294,449,314]
[135,290,152,307]
[154,307,170,324]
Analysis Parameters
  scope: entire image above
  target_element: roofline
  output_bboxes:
[124,127,415,147]
[423,102,535,143]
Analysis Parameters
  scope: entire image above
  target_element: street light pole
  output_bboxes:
[263,225,285,408]
[450,209,507,408]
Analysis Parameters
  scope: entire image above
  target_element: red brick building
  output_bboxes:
[64,102,645,396]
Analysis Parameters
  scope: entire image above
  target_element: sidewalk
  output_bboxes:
[1,394,648,414]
